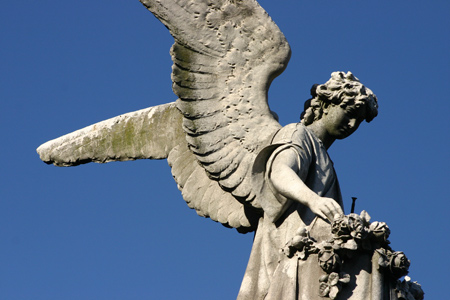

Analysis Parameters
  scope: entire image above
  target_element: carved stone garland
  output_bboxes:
[281,211,424,300]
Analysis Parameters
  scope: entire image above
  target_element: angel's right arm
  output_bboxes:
[269,148,343,222]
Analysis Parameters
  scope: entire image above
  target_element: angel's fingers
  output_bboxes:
[332,202,344,216]
[319,205,335,222]
[324,199,343,215]
[325,209,336,222]
[316,209,328,221]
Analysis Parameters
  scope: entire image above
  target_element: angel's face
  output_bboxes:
[322,103,365,139]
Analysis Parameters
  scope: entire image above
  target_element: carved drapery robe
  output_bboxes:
[238,123,394,300]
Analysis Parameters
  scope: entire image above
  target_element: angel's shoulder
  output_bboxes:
[272,123,310,146]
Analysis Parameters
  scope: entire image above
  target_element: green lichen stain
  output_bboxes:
[123,121,136,148]
[74,103,184,163]
[109,119,136,158]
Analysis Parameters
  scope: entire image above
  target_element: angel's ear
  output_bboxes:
[321,101,331,115]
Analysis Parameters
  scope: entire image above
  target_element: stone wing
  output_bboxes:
[140,0,291,207]
[37,103,182,165]
[37,102,260,232]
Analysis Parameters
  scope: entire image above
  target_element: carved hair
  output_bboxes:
[301,71,378,125]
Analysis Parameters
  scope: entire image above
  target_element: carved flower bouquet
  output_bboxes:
[282,211,424,300]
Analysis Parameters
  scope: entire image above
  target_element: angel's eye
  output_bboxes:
[346,108,356,116]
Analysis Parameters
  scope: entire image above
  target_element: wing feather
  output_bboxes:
[182,114,228,135]
[140,0,290,206]
[38,0,290,233]
[167,137,260,232]
[37,103,183,166]
[37,100,261,232]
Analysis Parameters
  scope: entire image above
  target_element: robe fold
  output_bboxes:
[238,123,395,300]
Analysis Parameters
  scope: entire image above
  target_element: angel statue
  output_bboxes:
[37,1,424,300]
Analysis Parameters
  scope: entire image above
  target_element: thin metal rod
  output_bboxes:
[351,197,357,214]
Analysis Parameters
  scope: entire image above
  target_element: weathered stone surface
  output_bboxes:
[37,102,183,166]
[37,1,423,299]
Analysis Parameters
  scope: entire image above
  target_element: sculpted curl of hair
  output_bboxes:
[301,72,378,126]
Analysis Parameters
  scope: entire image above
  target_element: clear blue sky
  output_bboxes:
[1,1,449,299]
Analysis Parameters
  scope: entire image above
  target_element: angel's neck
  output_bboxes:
[305,121,335,150]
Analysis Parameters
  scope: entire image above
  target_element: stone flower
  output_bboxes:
[369,221,391,245]
[319,272,350,299]
[331,212,370,251]
[282,227,317,259]
[331,215,351,239]
[318,242,341,273]
[377,249,410,279]
[390,251,410,279]
[347,213,369,240]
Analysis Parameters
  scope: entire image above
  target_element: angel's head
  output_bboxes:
[300,71,378,129]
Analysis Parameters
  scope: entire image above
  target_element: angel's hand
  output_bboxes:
[308,197,343,222]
